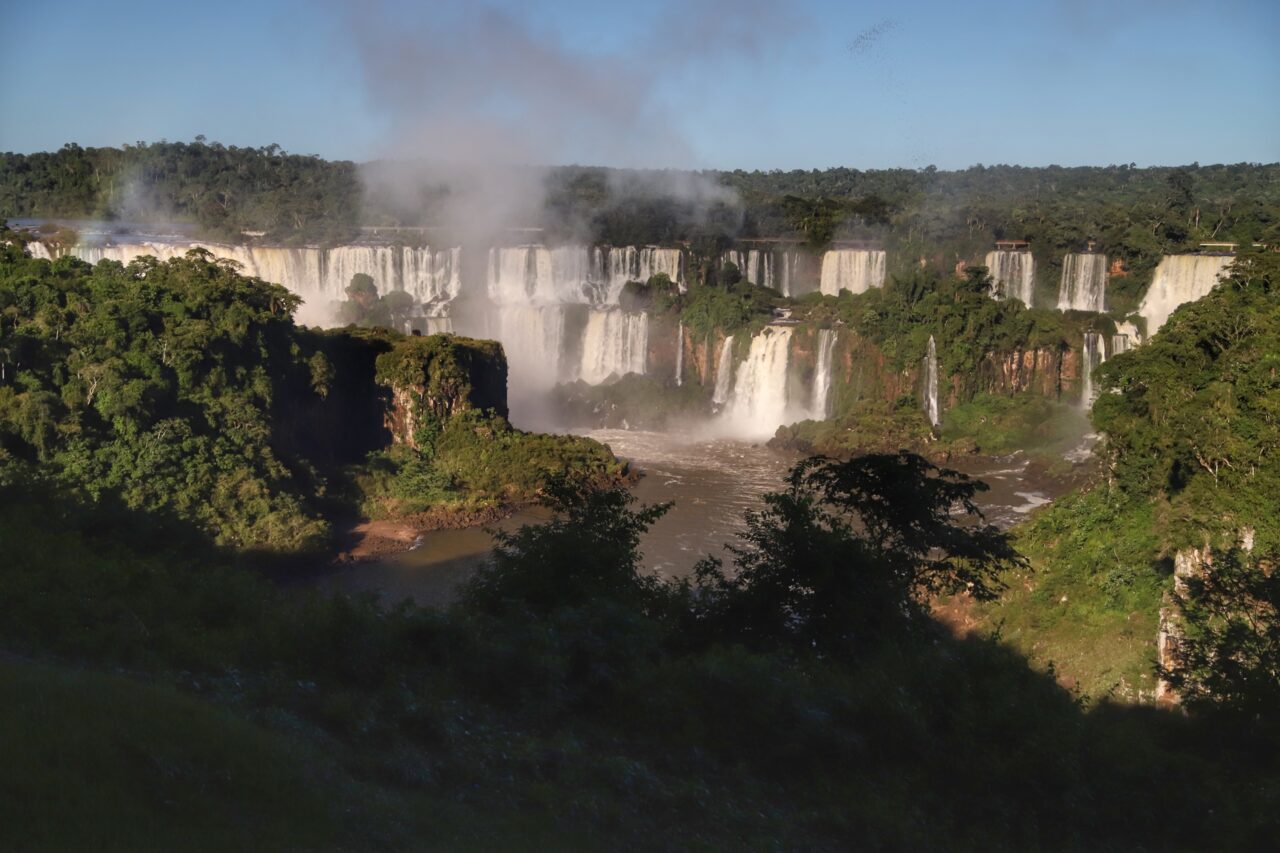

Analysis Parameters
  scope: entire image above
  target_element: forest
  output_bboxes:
[3,220,1280,848]
[4,143,1278,301]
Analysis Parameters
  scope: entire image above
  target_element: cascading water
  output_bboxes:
[922,335,940,428]
[711,336,735,406]
[1139,254,1234,335]
[819,250,887,296]
[810,329,838,420]
[985,251,1036,306]
[722,249,774,290]
[490,305,567,390]
[1111,334,1130,356]
[723,327,794,439]
[674,322,684,386]
[576,310,648,385]
[605,246,684,298]
[1081,332,1106,407]
[1057,253,1107,312]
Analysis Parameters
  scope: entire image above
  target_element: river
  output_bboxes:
[316,430,1081,606]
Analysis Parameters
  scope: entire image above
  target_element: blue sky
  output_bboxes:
[2,0,1277,170]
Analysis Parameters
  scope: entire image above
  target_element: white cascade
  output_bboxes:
[722,249,774,290]
[723,327,794,439]
[810,329,838,420]
[25,241,53,260]
[1081,332,1107,407]
[922,335,940,428]
[490,305,566,390]
[711,336,735,406]
[1057,253,1107,312]
[577,310,648,385]
[819,249,887,296]
[985,250,1036,306]
[58,240,461,318]
[1139,254,1234,335]
[1110,334,1129,355]
[674,322,684,387]
[604,246,684,298]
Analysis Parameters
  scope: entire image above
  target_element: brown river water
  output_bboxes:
[315,429,1088,607]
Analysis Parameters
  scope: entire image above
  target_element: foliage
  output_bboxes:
[0,232,330,551]
[551,373,712,431]
[678,279,777,337]
[1092,251,1280,552]
[770,399,938,457]
[1161,548,1280,722]
[942,393,1089,455]
[692,453,1025,657]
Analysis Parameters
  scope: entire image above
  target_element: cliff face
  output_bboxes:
[963,346,1080,404]
[375,335,509,449]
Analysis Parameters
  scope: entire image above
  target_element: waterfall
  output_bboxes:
[810,329,838,420]
[819,250,887,296]
[1081,332,1107,407]
[723,328,794,439]
[491,305,566,390]
[1057,253,1107,312]
[604,246,684,298]
[1139,254,1234,335]
[922,335,940,428]
[58,240,461,315]
[722,249,774,290]
[576,310,648,385]
[1111,334,1130,356]
[25,241,53,260]
[985,250,1036,306]
[711,336,735,405]
[674,322,684,386]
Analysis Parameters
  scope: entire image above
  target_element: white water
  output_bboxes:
[53,240,461,324]
[810,329,838,420]
[722,249,773,289]
[922,335,940,427]
[711,336,736,406]
[1111,334,1130,356]
[985,251,1036,306]
[576,310,648,384]
[674,322,684,386]
[1057,253,1107,312]
[1081,332,1106,407]
[490,305,566,390]
[819,250,886,296]
[722,327,794,439]
[1139,254,1233,335]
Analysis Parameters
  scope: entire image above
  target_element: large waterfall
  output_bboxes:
[1057,253,1107,313]
[819,250,887,296]
[1139,254,1234,335]
[985,251,1036,306]
[56,240,461,317]
[1111,334,1130,356]
[922,335,940,428]
[491,305,567,390]
[576,310,648,385]
[723,327,794,439]
[1081,332,1106,407]
[711,336,736,406]
[810,329,838,420]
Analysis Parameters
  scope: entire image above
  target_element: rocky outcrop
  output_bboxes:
[375,334,508,448]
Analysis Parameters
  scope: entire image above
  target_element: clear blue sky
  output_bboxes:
[2,0,1277,170]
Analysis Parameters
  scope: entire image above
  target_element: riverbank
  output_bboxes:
[333,503,516,562]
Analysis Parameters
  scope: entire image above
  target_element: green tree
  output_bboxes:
[693,452,1024,656]
[1161,548,1280,723]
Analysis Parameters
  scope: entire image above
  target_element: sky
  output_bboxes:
[2,0,1277,171]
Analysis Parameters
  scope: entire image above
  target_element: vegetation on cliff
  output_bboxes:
[973,252,1280,703]
[0,230,619,546]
